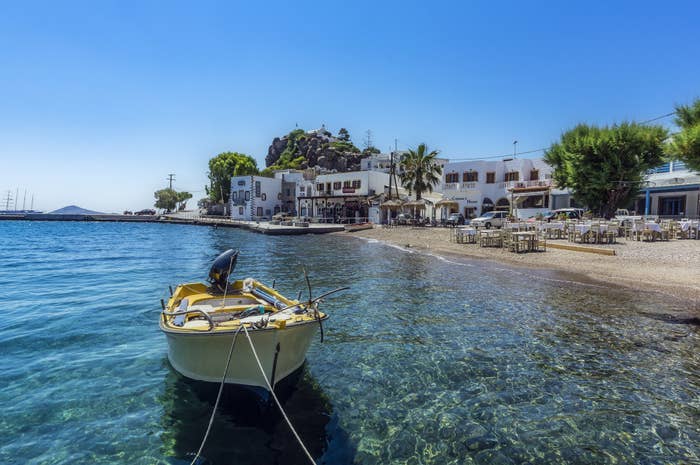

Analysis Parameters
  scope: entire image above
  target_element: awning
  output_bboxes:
[435,199,458,207]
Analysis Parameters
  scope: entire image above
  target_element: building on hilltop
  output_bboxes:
[634,162,700,218]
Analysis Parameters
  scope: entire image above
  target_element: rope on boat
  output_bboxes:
[242,325,318,465]
[189,326,243,465]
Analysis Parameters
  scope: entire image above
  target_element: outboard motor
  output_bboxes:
[208,249,239,294]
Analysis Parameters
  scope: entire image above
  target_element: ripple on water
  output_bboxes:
[0,221,699,465]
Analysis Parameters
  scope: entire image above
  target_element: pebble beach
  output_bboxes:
[349,226,700,305]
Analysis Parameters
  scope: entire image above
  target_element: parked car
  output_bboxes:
[549,208,584,221]
[445,213,465,226]
[272,212,294,221]
[470,210,509,229]
[136,209,156,215]
[396,213,413,225]
[526,211,553,222]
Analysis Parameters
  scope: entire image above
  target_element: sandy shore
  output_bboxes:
[346,226,700,305]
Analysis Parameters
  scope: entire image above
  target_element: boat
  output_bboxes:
[344,222,374,232]
[160,249,345,392]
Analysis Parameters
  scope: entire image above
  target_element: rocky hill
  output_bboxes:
[265,126,373,173]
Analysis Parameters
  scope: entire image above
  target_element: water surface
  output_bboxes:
[0,221,698,464]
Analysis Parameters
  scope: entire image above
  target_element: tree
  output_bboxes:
[398,143,443,200]
[154,188,179,212]
[206,152,259,203]
[667,98,700,172]
[176,191,192,211]
[338,128,350,141]
[544,123,667,218]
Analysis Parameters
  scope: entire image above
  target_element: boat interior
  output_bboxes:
[162,279,324,332]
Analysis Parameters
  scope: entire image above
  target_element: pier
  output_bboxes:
[0,212,346,235]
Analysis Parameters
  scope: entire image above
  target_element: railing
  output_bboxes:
[501,179,553,189]
[442,182,478,191]
[162,308,215,331]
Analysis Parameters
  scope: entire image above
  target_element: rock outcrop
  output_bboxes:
[265,127,367,173]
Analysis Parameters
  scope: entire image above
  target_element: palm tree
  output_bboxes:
[398,143,442,200]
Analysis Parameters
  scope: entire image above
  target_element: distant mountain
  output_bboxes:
[49,205,105,215]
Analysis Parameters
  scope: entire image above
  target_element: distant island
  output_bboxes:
[49,205,106,215]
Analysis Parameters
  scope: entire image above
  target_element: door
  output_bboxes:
[660,196,685,216]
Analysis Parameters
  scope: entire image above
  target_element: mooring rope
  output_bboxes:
[189,326,243,465]
[242,325,317,465]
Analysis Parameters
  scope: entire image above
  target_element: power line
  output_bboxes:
[448,110,677,162]
[449,147,548,162]
[639,112,675,125]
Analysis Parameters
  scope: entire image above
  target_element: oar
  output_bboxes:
[277,286,349,313]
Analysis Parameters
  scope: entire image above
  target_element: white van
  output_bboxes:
[470,211,509,229]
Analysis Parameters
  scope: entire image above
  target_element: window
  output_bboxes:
[343,180,352,188]
[660,196,686,216]
[245,191,250,201]
[530,170,539,181]
[231,192,237,200]
[463,171,478,182]
[352,180,361,188]
[317,183,324,192]
[333,182,341,190]
[255,181,261,197]
[486,172,495,184]
[256,207,263,217]
[446,172,459,183]
[237,180,245,186]
[261,193,266,201]
[505,171,519,182]
[285,189,291,196]
[239,207,243,214]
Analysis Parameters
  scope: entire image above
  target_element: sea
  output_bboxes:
[0,220,698,465]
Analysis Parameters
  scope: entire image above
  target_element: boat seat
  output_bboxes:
[189,304,216,314]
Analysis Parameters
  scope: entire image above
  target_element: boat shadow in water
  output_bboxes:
[159,362,353,465]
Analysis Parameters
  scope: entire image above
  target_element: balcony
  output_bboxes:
[442,182,478,192]
[502,179,553,190]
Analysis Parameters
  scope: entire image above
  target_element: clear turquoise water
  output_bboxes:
[0,221,699,465]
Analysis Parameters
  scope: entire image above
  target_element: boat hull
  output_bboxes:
[163,321,320,390]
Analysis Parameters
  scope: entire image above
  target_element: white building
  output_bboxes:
[362,151,449,178]
[298,170,390,222]
[440,158,571,220]
[230,175,283,221]
[633,161,700,218]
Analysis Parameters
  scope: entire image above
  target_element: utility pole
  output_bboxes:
[388,150,394,200]
[167,174,176,190]
[392,139,400,198]
[363,129,373,151]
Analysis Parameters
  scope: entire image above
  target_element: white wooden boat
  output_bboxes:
[160,250,343,392]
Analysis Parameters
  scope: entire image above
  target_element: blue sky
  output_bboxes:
[1,0,699,212]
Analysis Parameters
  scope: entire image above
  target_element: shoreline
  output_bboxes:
[345,226,700,306]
